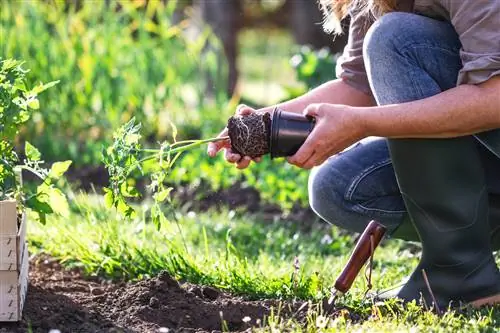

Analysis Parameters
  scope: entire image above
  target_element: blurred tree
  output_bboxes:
[196,0,242,97]
[196,0,348,96]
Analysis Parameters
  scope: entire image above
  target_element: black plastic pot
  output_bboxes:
[269,107,315,159]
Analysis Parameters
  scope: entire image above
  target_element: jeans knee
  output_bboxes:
[308,164,331,216]
[363,12,407,63]
[308,163,345,224]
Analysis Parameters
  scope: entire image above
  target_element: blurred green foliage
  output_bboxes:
[2,0,229,165]
[2,0,316,210]
[290,46,338,90]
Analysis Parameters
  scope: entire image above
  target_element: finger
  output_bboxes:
[236,104,255,116]
[287,134,317,167]
[207,128,230,157]
[252,156,262,163]
[236,156,252,169]
[301,152,318,170]
[302,151,330,170]
[225,148,242,163]
[303,104,321,118]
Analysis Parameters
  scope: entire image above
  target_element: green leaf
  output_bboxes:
[37,213,47,225]
[103,188,115,208]
[47,188,70,217]
[32,80,60,94]
[25,141,41,161]
[120,182,140,198]
[150,204,164,230]
[37,184,70,218]
[117,198,136,218]
[27,97,40,110]
[154,188,172,203]
[25,196,53,225]
[48,160,72,179]
[169,119,177,142]
[124,133,141,145]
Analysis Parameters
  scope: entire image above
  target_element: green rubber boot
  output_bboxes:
[391,194,500,251]
[377,136,500,309]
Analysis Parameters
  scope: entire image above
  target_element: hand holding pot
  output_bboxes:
[287,103,366,169]
[207,104,262,169]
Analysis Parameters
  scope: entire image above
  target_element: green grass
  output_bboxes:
[28,193,500,332]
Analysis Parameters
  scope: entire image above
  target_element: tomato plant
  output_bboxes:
[102,118,226,228]
[0,58,71,223]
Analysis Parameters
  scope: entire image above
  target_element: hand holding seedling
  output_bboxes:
[287,103,365,169]
[207,104,262,169]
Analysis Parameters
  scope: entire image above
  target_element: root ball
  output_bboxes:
[227,112,271,157]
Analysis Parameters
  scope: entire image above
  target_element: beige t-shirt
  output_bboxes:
[337,0,500,94]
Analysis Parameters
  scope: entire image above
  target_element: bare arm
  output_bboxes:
[259,78,375,114]
[361,76,500,138]
[288,76,500,169]
[207,78,374,168]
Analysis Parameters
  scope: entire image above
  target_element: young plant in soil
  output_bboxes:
[103,112,272,228]
[0,58,72,223]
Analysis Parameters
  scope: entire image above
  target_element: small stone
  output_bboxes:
[202,286,220,300]
[158,328,169,333]
[149,296,160,308]
[91,287,104,296]
[189,286,203,298]
[157,271,180,289]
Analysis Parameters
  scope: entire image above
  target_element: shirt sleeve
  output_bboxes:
[446,0,500,86]
[335,10,374,94]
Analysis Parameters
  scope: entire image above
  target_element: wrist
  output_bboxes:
[352,106,373,138]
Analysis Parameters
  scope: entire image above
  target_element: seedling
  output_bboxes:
[102,118,228,228]
[103,109,315,228]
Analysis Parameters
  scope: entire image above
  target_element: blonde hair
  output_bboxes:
[319,0,396,34]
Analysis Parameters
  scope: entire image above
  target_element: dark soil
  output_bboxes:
[227,112,271,158]
[1,256,326,333]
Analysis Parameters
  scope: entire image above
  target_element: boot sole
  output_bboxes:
[470,293,500,308]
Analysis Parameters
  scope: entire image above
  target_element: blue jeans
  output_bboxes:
[309,13,500,242]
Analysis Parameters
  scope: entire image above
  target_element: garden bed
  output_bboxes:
[2,255,316,333]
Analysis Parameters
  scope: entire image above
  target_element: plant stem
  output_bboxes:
[15,165,46,181]
[139,136,229,163]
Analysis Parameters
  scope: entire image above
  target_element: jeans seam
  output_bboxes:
[352,204,407,215]
[344,158,407,215]
[399,44,460,59]
[399,44,459,98]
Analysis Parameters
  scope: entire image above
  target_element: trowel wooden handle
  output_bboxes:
[334,220,387,294]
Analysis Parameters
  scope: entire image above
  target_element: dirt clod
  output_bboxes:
[91,287,105,296]
[202,286,220,300]
[227,112,271,157]
[149,296,160,308]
